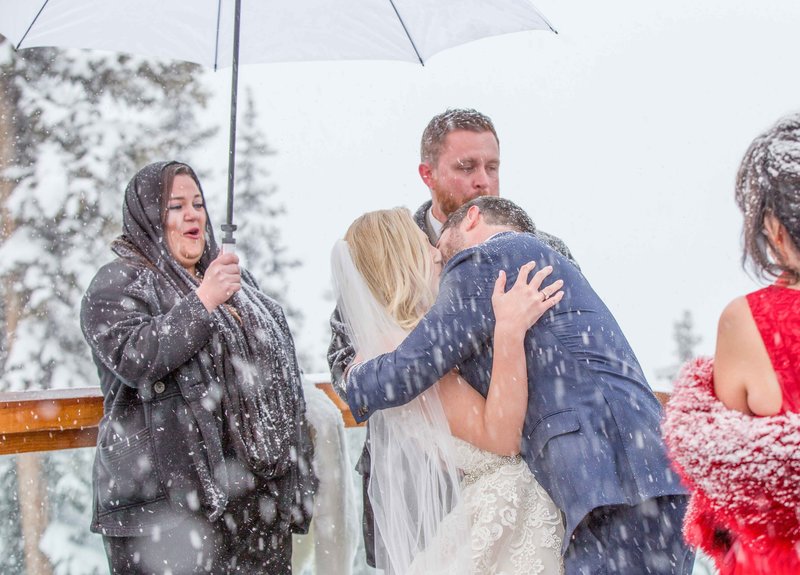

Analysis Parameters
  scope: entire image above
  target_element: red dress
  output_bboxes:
[746,285,800,413]
[663,284,800,575]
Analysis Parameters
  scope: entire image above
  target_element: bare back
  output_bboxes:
[714,285,800,415]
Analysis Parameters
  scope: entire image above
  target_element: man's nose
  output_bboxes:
[473,166,490,188]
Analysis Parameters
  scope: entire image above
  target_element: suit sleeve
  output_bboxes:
[346,249,496,422]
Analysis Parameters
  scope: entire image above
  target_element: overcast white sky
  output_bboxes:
[198,0,800,385]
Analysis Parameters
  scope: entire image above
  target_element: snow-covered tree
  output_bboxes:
[0,41,215,392]
[232,88,308,365]
[0,456,23,574]
[657,309,702,386]
[673,310,702,364]
[0,37,216,575]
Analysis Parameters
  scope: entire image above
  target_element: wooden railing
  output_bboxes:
[0,384,670,457]
[0,388,103,455]
[0,382,362,456]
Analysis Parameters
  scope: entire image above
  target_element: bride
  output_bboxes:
[332,208,565,574]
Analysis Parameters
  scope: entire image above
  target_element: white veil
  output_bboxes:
[331,240,471,575]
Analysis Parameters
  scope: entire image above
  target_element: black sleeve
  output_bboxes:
[327,305,355,401]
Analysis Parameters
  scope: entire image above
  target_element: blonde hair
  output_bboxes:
[345,208,436,330]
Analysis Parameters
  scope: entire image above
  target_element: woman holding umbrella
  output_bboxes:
[80,161,316,574]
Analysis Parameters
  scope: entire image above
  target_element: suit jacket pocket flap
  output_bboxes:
[529,410,581,457]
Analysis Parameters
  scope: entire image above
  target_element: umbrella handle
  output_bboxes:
[222,0,242,256]
[221,223,237,255]
[221,241,236,256]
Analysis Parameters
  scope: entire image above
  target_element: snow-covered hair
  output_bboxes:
[736,113,800,281]
[420,108,498,165]
[442,196,536,236]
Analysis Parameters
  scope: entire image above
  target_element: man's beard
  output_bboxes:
[433,188,484,218]
[440,227,466,264]
[436,194,465,218]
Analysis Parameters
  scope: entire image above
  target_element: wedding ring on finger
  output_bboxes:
[540,291,549,302]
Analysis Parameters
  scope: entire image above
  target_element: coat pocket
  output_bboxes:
[96,427,164,514]
[528,409,582,458]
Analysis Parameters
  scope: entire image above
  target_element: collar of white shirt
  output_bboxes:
[426,206,443,239]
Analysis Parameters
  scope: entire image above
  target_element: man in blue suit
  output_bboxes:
[346,197,693,574]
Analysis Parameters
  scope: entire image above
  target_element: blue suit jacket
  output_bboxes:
[347,232,685,547]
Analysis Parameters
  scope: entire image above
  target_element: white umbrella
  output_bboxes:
[0,0,555,248]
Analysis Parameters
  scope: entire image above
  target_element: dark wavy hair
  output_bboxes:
[736,113,800,282]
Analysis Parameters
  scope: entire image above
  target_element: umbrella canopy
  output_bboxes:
[0,0,555,245]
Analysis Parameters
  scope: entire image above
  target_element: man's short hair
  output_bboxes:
[420,108,499,165]
[442,196,536,235]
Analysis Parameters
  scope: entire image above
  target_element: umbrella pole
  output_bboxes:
[221,0,242,253]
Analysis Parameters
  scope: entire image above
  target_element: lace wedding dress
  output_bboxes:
[409,437,564,575]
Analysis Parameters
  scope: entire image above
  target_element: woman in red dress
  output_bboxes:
[663,114,800,574]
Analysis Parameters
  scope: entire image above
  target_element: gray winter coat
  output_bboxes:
[82,257,316,537]
[82,258,221,535]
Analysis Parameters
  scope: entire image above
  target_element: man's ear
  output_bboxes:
[419,163,433,188]
[464,205,482,231]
